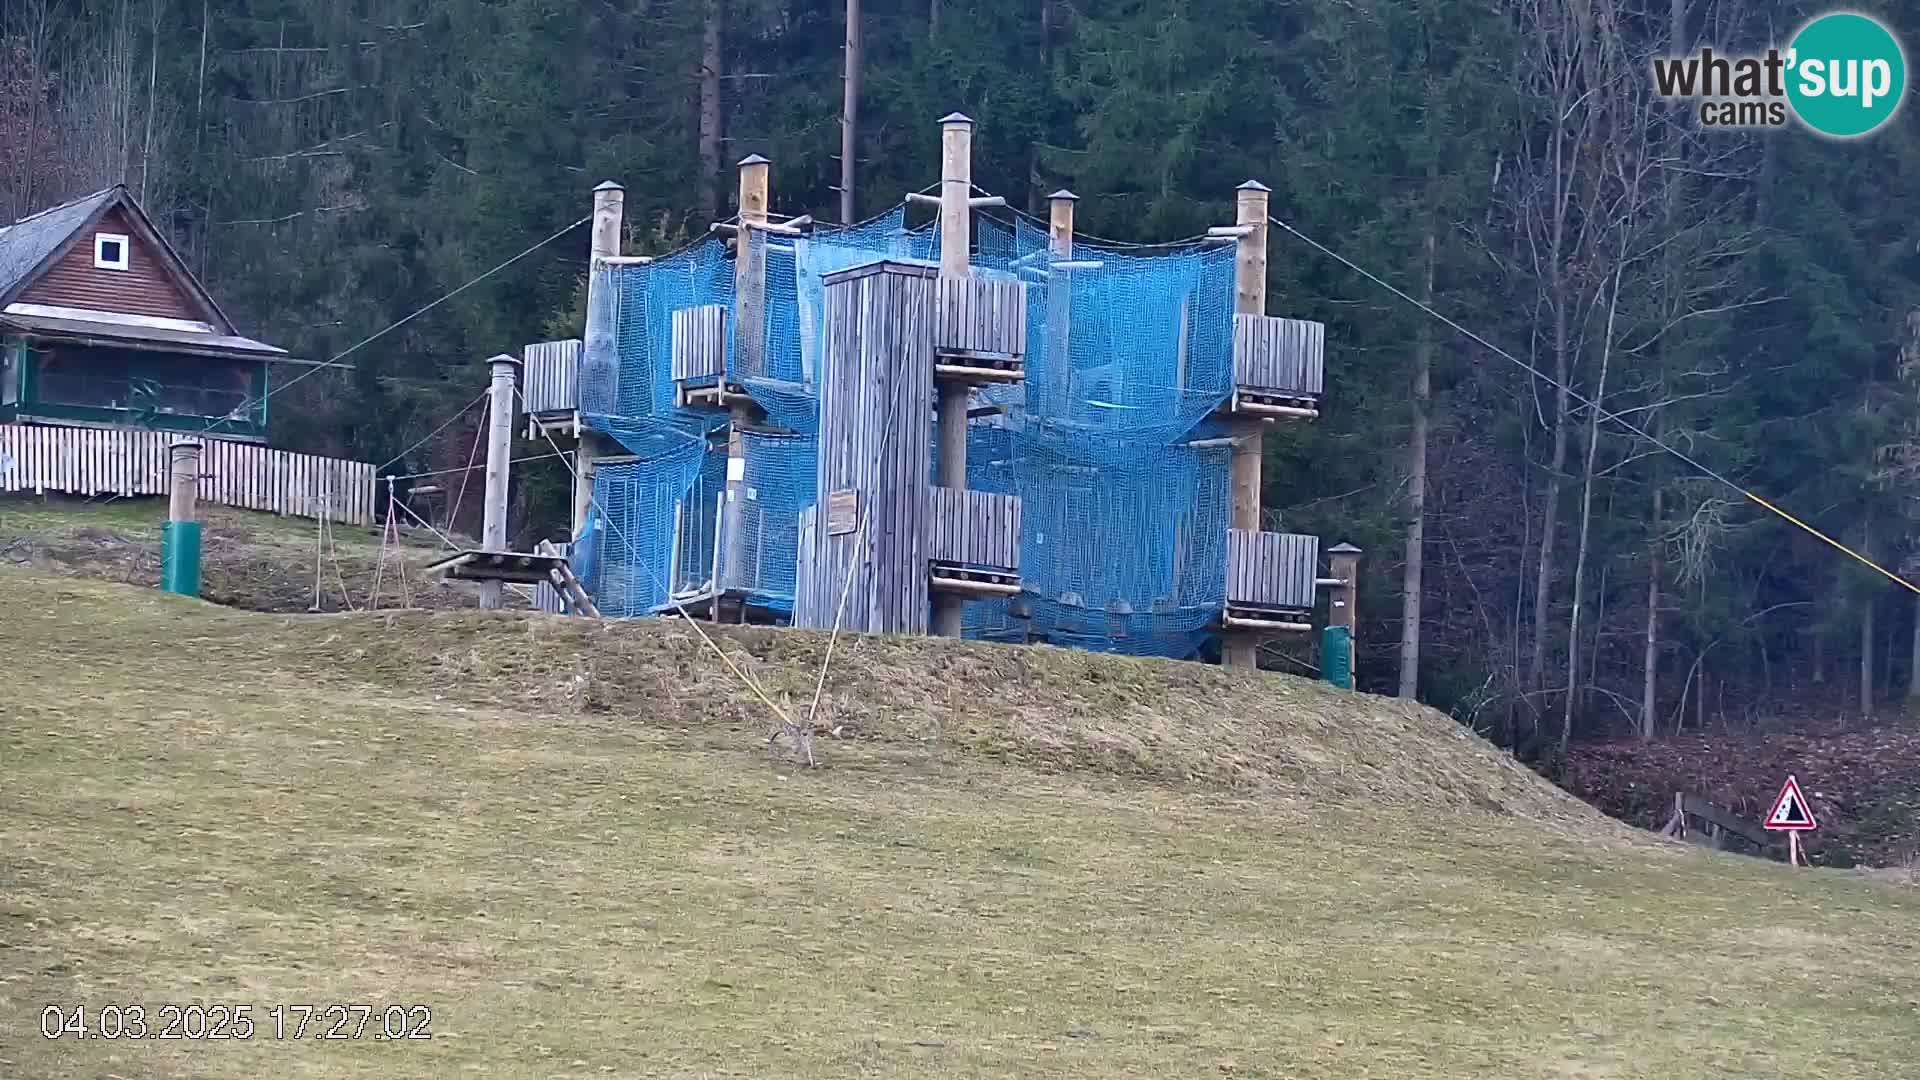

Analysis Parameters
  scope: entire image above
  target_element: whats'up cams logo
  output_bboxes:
[1652,11,1906,137]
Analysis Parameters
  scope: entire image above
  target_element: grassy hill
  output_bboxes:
[3,568,1919,1079]
[0,495,495,613]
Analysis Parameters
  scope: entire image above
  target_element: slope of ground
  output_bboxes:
[0,494,506,613]
[1559,729,1920,869]
[4,570,1919,1079]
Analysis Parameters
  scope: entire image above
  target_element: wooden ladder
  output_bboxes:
[535,540,602,618]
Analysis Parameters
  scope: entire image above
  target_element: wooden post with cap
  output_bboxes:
[160,439,204,597]
[1222,179,1271,669]
[1046,189,1076,415]
[1327,542,1362,686]
[721,154,773,609]
[574,181,624,540]
[930,112,974,638]
[479,353,520,610]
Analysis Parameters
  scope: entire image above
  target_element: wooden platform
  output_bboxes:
[1225,313,1324,417]
[927,488,1020,574]
[521,339,582,417]
[426,548,570,586]
[1226,529,1318,611]
[928,562,1021,597]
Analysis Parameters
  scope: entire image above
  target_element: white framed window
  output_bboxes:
[94,233,130,271]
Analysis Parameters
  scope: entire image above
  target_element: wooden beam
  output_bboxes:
[1223,179,1272,670]
[480,354,520,610]
[1048,189,1076,416]
[932,113,975,640]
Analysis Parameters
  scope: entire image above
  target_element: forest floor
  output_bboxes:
[1559,726,1920,871]
[4,568,1920,1078]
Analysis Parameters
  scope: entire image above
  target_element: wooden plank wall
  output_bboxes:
[521,339,581,415]
[932,276,1028,357]
[794,262,937,633]
[670,304,728,383]
[0,423,377,525]
[1232,313,1326,396]
[1225,528,1319,610]
[793,505,818,618]
[926,487,1021,572]
[17,206,209,323]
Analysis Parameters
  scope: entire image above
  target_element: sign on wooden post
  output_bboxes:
[1763,774,1817,867]
[826,489,859,536]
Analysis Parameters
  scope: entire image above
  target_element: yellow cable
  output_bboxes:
[1742,491,1920,596]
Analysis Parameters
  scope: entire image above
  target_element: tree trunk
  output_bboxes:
[840,0,862,224]
[1641,482,1661,740]
[1909,594,1920,700]
[1561,265,1619,750]
[1399,223,1435,699]
[139,0,158,205]
[1860,514,1874,727]
[697,0,725,219]
[1527,254,1572,721]
[1860,593,1874,727]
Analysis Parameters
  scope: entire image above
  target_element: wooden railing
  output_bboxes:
[927,487,1021,572]
[1659,792,1783,857]
[933,276,1028,360]
[0,422,378,525]
[1225,529,1318,611]
[671,304,729,383]
[521,339,581,416]
[1232,313,1325,400]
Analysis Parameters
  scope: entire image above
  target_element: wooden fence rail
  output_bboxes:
[0,423,378,525]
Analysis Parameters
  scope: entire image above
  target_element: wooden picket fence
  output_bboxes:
[0,423,378,525]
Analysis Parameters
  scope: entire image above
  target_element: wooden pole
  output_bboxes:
[168,440,202,524]
[574,181,624,540]
[160,438,206,597]
[724,154,772,597]
[931,113,974,638]
[839,0,861,224]
[1047,189,1075,415]
[1327,542,1362,686]
[1223,180,1271,669]
[938,112,972,279]
[734,154,771,379]
[480,353,520,610]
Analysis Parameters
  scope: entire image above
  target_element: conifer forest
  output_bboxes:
[6,0,1919,755]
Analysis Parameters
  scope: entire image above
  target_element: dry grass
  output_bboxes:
[0,494,496,613]
[4,569,1920,1079]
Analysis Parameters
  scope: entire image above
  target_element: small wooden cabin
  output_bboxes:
[0,186,290,442]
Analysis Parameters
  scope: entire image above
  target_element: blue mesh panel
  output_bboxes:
[585,199,1249,663]
[587,437,708,618]
[735,430,817,614]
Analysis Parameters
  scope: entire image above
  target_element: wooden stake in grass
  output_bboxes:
[765,691,817,768]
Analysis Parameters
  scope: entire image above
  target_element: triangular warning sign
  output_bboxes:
[1763,775,1817,831]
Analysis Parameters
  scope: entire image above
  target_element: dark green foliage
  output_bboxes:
[8,0,1920,743]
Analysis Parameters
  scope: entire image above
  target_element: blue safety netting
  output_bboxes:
[732,430,817,613]
[578,198,1242,660]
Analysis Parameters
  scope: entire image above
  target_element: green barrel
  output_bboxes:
[160,520,203,597]
[1321,625,1352,689]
